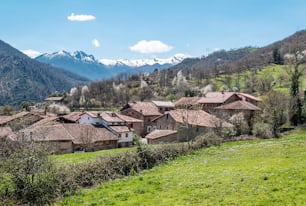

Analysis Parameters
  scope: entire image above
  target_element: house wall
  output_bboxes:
[147,133,178,144]
[154,114,176,130]
[121,108,158,137]
[93,140,117,151]
[128,122,143,137]
[47,140,73,154]
[117,131,133,143]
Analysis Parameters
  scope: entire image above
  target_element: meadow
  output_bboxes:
[56,130,306,206]
[52,147,133,165]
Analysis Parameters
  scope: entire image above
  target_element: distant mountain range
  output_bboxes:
[0,40,89,106]
[35,51,190,80]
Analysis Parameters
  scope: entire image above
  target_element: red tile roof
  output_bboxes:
[237,93,261,102]
[214,100,261,111]
[0,112,30,125]
[19,124,74,142]
[109,126,133,133]
[145,129,178,140]
[100,112,125,123]
[125,102,162,116]
[63,124,118,144]
[198,92,237,104]
[174,97,201,106]
[115,113,143,123]
[155,109,233,128]
[61,112,82,122]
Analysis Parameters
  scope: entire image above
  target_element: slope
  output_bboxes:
[0,40,89,106]
[57,130,306,206]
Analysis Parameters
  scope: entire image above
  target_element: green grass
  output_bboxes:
[56,130,306,206]
[208,64,306,94]
[52,147,134,165]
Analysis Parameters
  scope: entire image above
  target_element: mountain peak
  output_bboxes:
[99,53,191,67]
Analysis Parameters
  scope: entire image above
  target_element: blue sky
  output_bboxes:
[1,0,306,59]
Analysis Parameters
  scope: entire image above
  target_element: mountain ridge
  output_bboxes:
[35,51,190,80]
[0,40,89,106]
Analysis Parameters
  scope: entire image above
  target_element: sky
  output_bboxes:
[1,0,306,60]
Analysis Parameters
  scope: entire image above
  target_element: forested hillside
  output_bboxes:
[0,40,89,106]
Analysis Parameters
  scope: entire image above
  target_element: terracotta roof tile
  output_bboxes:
[127,102,161,116]
[115,113,143,123]
[63,124,118,144]
[198,92,236,104]
[145,129,177,140]
[100,112,125,123]
[61,112,82,122]
[161,109,233,128]
[214,100,261,111]
[109,126,133,133]
[174,97,201,106]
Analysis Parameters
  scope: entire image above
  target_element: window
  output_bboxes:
[130,123,133,128]
[166,114,169,119]
[118,133,122,138]
[126,133,129,138]
[159,125,161,129]
[196,127,199,132]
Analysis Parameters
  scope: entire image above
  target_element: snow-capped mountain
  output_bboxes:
[35,51,190,80]
[99,53,190,67]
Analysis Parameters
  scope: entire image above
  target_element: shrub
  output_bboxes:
[193,133,222,148]
[252,122,273,138]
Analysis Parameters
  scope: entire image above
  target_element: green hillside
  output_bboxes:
[57,130,306,206]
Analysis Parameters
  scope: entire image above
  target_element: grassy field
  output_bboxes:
[52,147,134,165]
[57,130,306,206]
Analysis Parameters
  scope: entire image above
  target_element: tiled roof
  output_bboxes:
[109,126,133,133]
[127,102,162,116]
[19,124,74,142]
[237,93,261,102]
[198,92,236,104]
[63,124,118,144]
[115,113,143,123]
[61,112,82,122]
[174,97,201,106]
[160,109,233,128]
[100,112,125,123]
[145,129,177,140]
[152,100,175,108]
[0,112,30,125]
[214,100,261,111]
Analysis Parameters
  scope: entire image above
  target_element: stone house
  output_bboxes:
[145,129,178,144]
[79,112,135,147]
[120,102,162,136]
[18,124,74,154]
[152,109,233,141]
[63,124,118,151]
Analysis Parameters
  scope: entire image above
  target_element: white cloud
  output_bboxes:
[21,49,41,58]
[67,13,96,21]
[92,38,100,47]
[130,40,173,54]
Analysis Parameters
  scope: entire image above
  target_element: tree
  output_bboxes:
[262,91,288,137]
[285,51,306,125]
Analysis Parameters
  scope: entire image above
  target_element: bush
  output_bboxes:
[1,142,57,205]
[193,133,222,148]
[252,122,273,138]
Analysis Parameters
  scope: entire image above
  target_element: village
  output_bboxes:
[0,91,261,154]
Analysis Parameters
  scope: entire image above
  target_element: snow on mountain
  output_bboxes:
[37,50,96,63]
[99,53,191,67]
[37,50,190,67]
